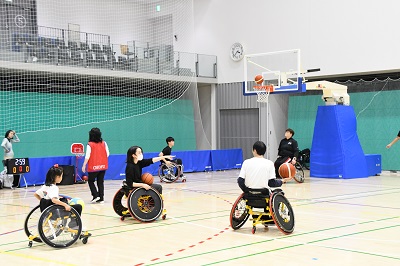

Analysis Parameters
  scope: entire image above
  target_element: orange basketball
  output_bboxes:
[141,172,154,185]
[278,163,296,179]
[254,74,264,84]
[82,175,88,181]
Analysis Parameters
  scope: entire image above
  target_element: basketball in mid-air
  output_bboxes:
[278,163,296,179]
[141,172,154,185]
[254,74,264,84]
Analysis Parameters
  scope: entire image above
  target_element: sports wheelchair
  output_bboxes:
[230,188,295,234]
[298,148,310,170]
[24,204,90,248]
[158,162,186,183]
[293,161,305,183]
[113,181,166,222]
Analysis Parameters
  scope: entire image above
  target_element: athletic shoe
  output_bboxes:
[91,196,100,203]
[96,198,104,203]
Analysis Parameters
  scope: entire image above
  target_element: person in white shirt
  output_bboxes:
[238,141,291,193]
[1,130,21,187]
[34,164,91,237]
[237,141,292,226]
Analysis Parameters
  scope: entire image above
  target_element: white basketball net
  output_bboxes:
[256,90,270,103]
[255,85,274,103]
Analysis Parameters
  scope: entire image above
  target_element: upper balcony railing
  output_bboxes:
[0,25,217,79]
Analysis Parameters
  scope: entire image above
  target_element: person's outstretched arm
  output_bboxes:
[387,131,400,148]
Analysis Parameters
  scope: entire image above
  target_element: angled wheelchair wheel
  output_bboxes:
[158,163,179,183]
[113,187,131,218]
[294,162,305,183]
[127,188,163,222]
[269,192,295,234]
[38,205,82,248]
[230,193,250,230]
[24,205,43,244]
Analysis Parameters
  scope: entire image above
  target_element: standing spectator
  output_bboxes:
[82,128,109,203]
[1,130,20,187]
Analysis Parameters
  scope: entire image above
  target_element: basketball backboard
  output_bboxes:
[243,49,306,96]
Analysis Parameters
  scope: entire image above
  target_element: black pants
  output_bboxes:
[172,158,183,177]
[12,175,20,187]
[40,198,82,215]
[88,171,105,199]
[274,156,291,178]
[2,160,20,187]
[151,183,162,194]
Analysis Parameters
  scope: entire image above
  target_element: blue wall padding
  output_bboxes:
[310,105,368,179]
[21,149,243,186]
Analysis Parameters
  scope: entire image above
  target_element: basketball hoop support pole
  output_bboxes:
[74,155,84,183]
[70,143,85,183]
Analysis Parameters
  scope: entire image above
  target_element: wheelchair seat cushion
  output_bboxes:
[243,188,270,208]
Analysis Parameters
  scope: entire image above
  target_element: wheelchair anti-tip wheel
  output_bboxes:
[24,205,43,247]
[112,186,131,220]
[127,187,164,222]
[38,205,83,248]
[269,192,295,234]
[230,193,250,230]
[294,162,305,183]
[158,163,180,183]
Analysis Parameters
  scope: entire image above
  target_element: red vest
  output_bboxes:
[87,141,108,172]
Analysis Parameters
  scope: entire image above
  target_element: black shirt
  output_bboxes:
[125,159,153,187]
[161,146,172,161]
[277,137,299,159]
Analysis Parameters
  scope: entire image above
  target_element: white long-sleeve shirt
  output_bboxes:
[1,134,20,159]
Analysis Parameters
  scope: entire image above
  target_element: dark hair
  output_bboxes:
[126,146,142,163]
[5,130,13,139]
[286,128,295,136]
[44,164,64,186]
[166,136,174,144]
[253,141,266,156]
[89,128,103,143]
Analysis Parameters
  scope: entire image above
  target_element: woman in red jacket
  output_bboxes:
[82,128,109,203]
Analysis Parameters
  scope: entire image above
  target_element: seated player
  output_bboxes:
[125,145,174,194]
[159,136,185,180]
[238,141,291,224]
[274,128,299,178]
[34,164,90,235]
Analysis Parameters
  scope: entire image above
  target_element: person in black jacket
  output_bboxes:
[274,128,299,178]
[125,146,173,194]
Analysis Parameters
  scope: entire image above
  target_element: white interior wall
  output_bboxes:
[193,0,400,83]
[36,0,194,49]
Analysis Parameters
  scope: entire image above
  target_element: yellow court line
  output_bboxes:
[0,249,77,266]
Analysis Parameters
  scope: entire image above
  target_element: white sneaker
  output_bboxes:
[91,197,100,203]
[96,198,104,204]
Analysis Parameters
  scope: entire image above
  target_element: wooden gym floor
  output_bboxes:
[0,169,399,265]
